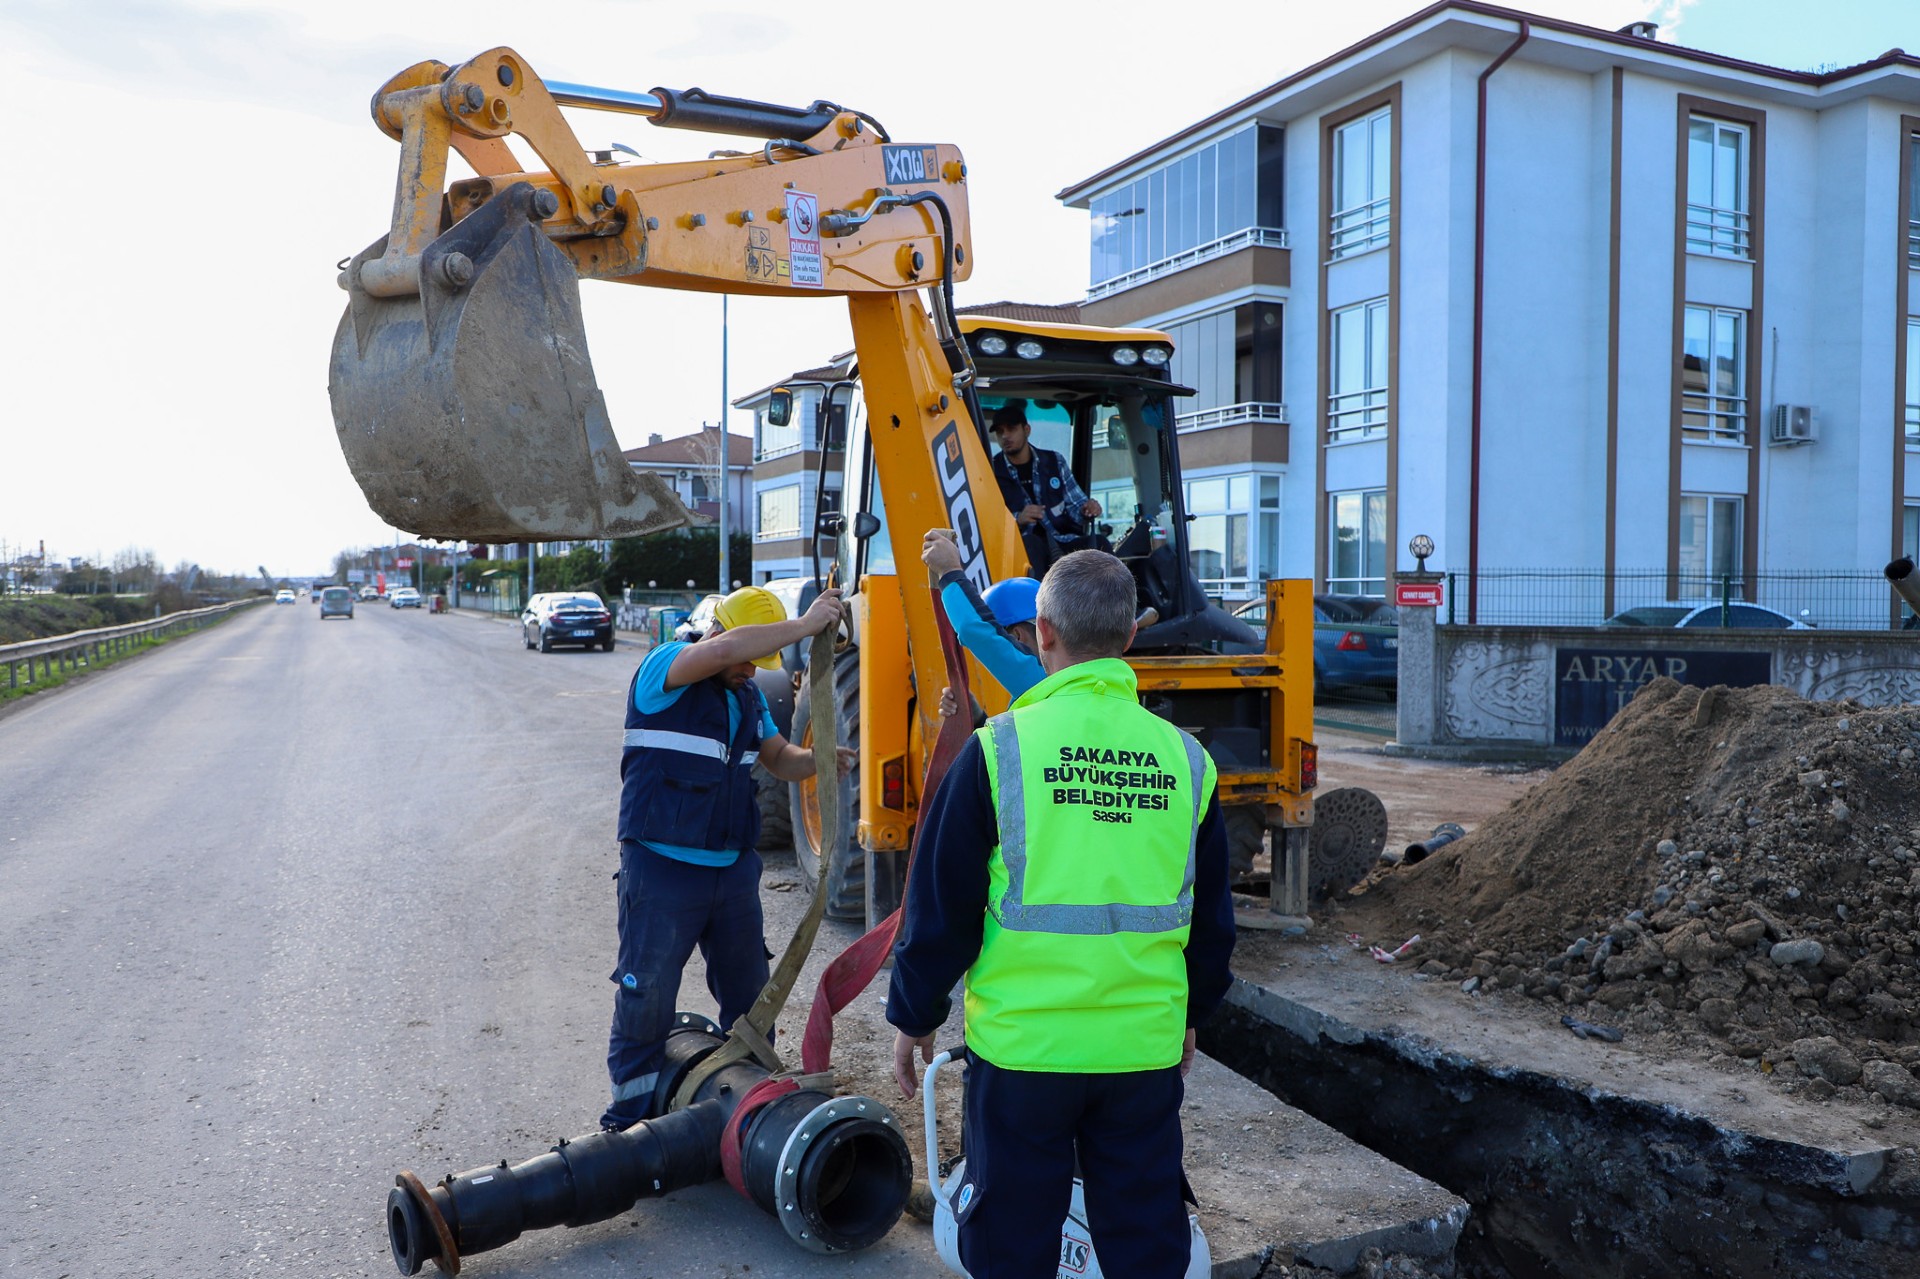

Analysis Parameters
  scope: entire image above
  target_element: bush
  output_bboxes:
[606,529,753,595]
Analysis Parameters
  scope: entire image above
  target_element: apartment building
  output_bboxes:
[1058,1,1920,622]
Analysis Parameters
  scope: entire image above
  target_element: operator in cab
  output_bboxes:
[987,400,1105,576]
[886,550,1235,1279]
[603,585,853,1132]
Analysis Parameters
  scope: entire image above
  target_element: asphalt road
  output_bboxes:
[0,602,952,1279]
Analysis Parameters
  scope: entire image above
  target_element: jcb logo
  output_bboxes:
[883,145,940,185]
[932,421,991,593]
[1057,1236,1091,1275]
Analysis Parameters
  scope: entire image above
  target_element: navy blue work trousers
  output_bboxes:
[957,1053,1190,1279]
[600,840,768,1131]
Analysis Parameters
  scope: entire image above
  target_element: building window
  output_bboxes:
[1908,132,1919,269]
[756,484,801,539]
[1235,302,1284,405]
[1906,318,1920,445]
[1906,505,1920,561]
[1185,475,1249,593]
[1686,116,1751,258]
[1327,298,1389,441]
[1330,107,1391,259]
[1328,489,1387,595]
[690,474,710,502]
[757,406,802,461]
[1681,305,1747,443]
[1678,493,1743,591]
[1087,125,1284,287]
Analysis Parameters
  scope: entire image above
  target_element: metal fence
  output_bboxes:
[1,598,263,691]
[1443,570,1910,630]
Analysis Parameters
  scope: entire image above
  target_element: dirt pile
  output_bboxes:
[1337,677,1920,1106]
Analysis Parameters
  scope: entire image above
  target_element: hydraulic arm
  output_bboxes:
[331,48,986,546]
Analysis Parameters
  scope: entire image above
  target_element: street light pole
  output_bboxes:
[719,295,730,594]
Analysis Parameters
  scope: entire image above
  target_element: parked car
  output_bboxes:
[274,589,296,604]
[1231,593,1399,697]
[1602,602,1813,629]
[319,586,355,620]
[389,586,423,609]
[358,586,379,601]
[522,591,615,652]
[672,593,725,644]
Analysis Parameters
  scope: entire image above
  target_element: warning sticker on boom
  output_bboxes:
[785,190,822,288]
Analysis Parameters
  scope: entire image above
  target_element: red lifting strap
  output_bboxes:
[800,593,976,1075]
[720,1074,801,1199]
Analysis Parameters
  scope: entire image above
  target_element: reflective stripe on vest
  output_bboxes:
[985,711,1207,935]
[620,735,757,768]
[623,728,729,759]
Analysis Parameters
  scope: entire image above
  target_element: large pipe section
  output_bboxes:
[1887,558,1920,617]
[385,1020,912,1275]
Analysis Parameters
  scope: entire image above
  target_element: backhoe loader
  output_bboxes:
[327,48,1318,935]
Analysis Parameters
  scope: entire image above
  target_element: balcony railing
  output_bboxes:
[1086,226,1289,301]
[1686,203,1751,259]
[1909,218,1920,269]
[1175,402,1289,433]
[1329,198,1390,258]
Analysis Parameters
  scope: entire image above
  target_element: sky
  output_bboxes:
[1,0,1912,578]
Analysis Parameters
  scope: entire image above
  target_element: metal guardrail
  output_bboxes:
[1,598,263,691]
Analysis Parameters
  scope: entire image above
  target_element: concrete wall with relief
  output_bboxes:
[1395,604,1920,755]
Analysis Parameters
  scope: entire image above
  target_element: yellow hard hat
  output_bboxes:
[712,585,787,669]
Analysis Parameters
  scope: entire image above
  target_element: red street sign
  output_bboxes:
[1395,581,1444,608]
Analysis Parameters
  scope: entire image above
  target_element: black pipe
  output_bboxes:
[1402,822,1466,866]
[385,1022,912,1274]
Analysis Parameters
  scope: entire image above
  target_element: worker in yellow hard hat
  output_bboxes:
[601,583,854,1132]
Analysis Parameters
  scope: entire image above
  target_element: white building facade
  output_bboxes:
[1060,2,1920,625]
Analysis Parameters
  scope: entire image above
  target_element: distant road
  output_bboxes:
[0,602,946,1278]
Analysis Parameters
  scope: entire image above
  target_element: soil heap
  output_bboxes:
[1336,677,1920,1107]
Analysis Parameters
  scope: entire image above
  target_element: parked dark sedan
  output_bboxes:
[1231,593,1398,697]
[522,592,615,652]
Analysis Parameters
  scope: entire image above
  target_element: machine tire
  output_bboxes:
[789,647,864,921]
[1225,804,1266,883]
[753,762,792,851]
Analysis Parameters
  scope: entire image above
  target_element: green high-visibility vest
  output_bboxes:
[968,658,1215,1072]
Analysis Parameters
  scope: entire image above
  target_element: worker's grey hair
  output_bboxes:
[1034,550,1136,658]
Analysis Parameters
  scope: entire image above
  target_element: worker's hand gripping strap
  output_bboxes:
[719,1074,801,1198]
[670,624,843,1112]
[800,595,973,1073]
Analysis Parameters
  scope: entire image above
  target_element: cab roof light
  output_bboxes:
[1111,346,1139,366]
[976,333,1008,356]
[1141,346,1171,367]
[1014,339,1044,360]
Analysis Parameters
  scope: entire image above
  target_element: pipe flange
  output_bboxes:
[772,1095,897,1252]
[395,1169,460,1275]
[673,1010,722,1037]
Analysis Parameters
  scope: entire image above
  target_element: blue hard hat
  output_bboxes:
[982,577,1040,627]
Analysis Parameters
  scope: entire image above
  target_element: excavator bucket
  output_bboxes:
[328,184,701,542]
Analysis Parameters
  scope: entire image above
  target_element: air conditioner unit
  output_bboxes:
[1769,404,1816,446]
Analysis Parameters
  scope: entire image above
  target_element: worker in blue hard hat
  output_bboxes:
[922,529,1044,701]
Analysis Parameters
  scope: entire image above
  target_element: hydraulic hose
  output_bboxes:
[384,1022,912,1274]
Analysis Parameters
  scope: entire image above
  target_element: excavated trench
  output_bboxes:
[1200,997,1920,1279]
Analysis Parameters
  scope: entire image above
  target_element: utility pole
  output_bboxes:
[718,295,730,595]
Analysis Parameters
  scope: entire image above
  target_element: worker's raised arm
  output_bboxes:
[665,589,844,689]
